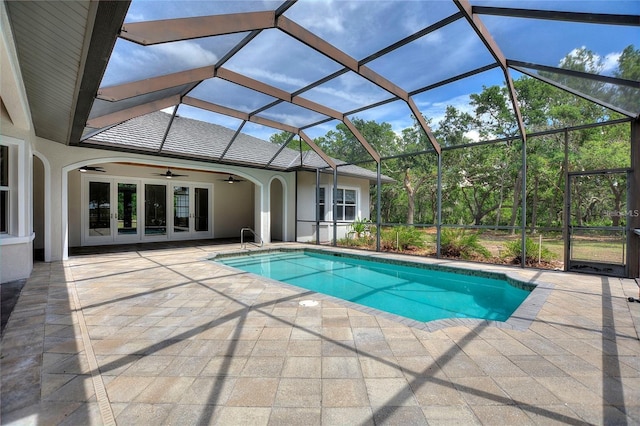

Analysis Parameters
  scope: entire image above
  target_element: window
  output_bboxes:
[317,187,326,220]
[336,188,357,221]
[317,186,358,221]
[1,145,9,234]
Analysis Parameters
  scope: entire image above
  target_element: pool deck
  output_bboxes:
[1,242,639,425]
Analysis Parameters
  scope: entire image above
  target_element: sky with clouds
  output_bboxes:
[101,0,639,142]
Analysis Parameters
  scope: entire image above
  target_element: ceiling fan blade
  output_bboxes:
[79,166,105,172]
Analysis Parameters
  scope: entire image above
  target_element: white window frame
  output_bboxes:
[81,174,213,245]
[335,187,358,222]
[0,144,9,234]
[317,186,327,221]
[316,185,359,222]
[0,136,28,239]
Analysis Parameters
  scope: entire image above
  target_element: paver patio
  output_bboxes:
[1,243,639,425]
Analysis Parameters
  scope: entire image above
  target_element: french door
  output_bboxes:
[170,184,212,239]
[83,176,212,245]
[84,178,140,245]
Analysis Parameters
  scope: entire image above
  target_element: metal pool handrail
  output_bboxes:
[240,227,263,249]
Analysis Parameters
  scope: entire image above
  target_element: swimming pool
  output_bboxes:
[216,250,534,323]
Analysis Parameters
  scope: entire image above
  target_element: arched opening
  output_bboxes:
[62,159,260,256]
[32,154,45,261]
[270,178,284,242]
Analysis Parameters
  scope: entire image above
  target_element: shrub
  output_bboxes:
[503,237,555,265]
[440,228,490,260]
[381,226,426,251]
[350,218,372,238]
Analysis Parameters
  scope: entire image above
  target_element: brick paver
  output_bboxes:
[1,243,639,425]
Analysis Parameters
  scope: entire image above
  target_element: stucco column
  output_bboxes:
[255,182,267,244]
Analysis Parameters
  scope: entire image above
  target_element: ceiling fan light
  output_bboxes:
[79,166,88,173]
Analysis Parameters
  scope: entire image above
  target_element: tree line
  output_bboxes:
[272,46,638,231]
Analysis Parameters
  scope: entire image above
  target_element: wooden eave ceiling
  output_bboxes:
[5,1,129,145]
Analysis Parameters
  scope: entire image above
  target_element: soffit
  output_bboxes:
[5,0,128,144]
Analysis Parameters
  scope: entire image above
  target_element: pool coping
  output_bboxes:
[209,245,555,332]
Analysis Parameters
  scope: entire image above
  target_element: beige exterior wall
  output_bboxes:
[1,1,34,282]
[296,171,372,243]
[32,138,297,260]
[66,162,257,245]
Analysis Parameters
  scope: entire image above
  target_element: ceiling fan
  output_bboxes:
[153,168,188,179]
[78,166,105,173]
[220,175,244,184]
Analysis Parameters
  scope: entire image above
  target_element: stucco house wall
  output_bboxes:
[296,170,372,243]
[32,138,297,261]
[1,2,34,282]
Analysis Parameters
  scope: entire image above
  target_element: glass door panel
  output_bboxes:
[194,187,209,232]
[84,179,211,244]
[117,183,138,236]
[145,184,167,236]
[173,186,190,234]
[568,172,627,277]
[89,181,111,237]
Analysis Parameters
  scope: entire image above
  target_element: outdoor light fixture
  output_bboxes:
[152,168,187,179]
[220,175,245,184]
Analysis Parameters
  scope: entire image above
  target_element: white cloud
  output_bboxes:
[416,93,475,126]
[560,46,621,75]
[308,76,388,111]
[102,39,219,86]
[152,42,218,69]
[124,12,146,23]
[464,129,480,142]
[242,68,309,90]
[602,52,621,74]
[290,0,346,34]
[258,108,321,127]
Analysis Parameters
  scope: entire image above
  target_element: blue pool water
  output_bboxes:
[217,251,531,323]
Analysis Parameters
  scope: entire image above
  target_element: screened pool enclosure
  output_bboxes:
[6,0,639,277]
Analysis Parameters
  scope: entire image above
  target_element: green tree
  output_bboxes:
[613,44,640,114]
[314,118,395,164]
[269,131,306,151]
[394,118,438,224]
[616,45,640,80]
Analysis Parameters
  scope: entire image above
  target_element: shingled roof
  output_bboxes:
[86,111,393,182]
